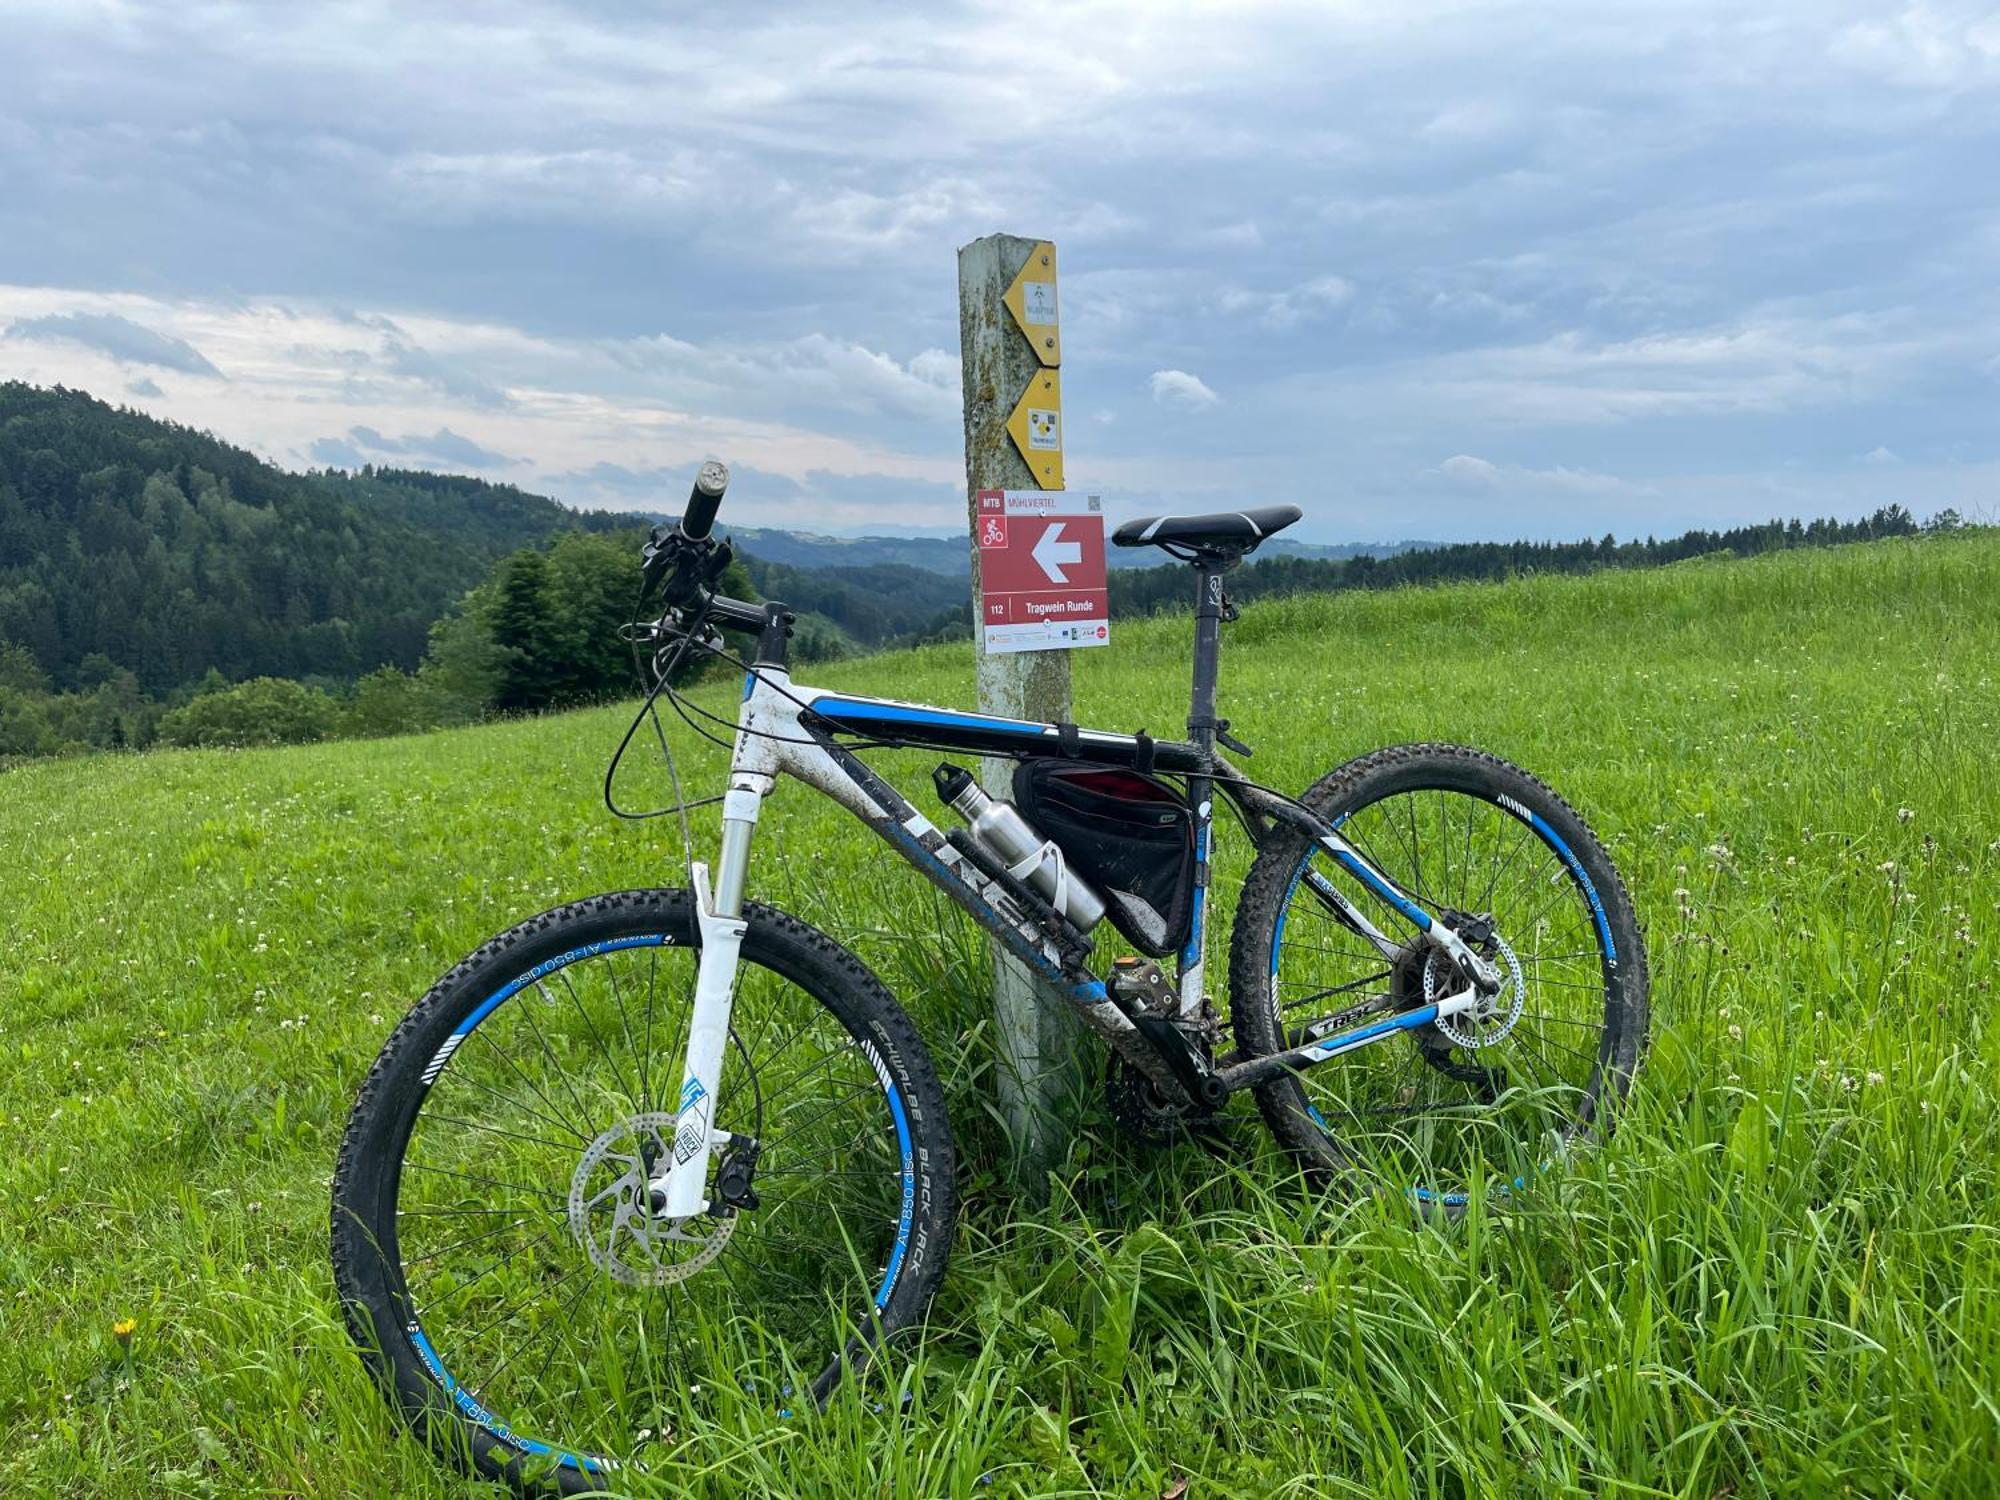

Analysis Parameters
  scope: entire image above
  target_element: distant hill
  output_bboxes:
[0,381,1939,723]
[332,466,640,553]
[733,554,966,647]
[707,523,1432,576]
[717,526,975,575]
[0,383,648,696]
[2,382,1450,706]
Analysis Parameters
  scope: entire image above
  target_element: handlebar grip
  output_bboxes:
[679,460,730,541]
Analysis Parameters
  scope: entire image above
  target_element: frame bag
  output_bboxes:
[1012,761,1194,958]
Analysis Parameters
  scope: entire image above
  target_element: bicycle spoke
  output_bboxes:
[1278,970,1394,1014]
[556,969,640,1107]
[424,1113,581,1155]
[404,1213,552,1270]
[379,934,924,1468]
[516,988,604,1131]
[451,1057,594,1148]
[469,1026,595,1144]
[604,959,653,1118]
[476,1263,604,1406]
[404,1159,566,1203]
[640,946,663,1116]
[416,1218,572,1309]
[1273,776,1622,1200]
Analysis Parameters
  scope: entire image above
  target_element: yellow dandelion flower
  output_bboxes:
[113,1318,136,1346]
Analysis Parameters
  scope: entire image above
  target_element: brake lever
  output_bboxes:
[640,529,733,607]
[699,538,735,589]
[640,524,684,595]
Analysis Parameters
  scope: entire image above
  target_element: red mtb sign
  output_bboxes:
[974,488,1110,655]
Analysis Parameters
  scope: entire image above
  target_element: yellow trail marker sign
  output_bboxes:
[1006,368,1063,489]
[1003,241,1060,367]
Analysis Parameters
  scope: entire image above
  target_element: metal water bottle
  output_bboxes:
[932,764,1106,931]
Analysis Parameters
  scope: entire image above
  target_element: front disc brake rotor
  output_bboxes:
[568,1112,733,1286]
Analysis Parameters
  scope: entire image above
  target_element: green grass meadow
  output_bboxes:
[3,533,1996,1496]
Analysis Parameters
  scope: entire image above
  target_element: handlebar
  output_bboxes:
[638,458,768,636]
[680,460,730,541]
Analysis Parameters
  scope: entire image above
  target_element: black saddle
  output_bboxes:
[1111,504,1302,557]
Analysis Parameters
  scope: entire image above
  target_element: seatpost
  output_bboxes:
[1186,559,1227,757]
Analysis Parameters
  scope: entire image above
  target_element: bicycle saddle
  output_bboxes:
[1111,504,1302,555]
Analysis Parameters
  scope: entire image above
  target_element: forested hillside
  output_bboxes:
[0,384,640,696]
[0,381,1967,764]
[735,555,964,645]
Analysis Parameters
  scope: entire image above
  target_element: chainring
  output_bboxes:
[1105,1058,1195,1144]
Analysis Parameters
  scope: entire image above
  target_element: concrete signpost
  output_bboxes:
[957,233,1107,1175]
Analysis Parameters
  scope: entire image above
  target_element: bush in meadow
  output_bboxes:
[157,676,340,749]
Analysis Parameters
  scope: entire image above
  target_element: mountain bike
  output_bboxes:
[332,462,1649,1492]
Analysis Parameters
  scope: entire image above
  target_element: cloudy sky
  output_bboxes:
[2,1,1996,541]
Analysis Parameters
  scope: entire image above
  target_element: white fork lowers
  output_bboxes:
[652,858,749,1221]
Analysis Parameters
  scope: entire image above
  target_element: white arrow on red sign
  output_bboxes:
[1031,522,1083,583]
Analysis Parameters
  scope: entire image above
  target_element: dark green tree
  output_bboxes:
[543,531,643,705]
[486,550,561,712]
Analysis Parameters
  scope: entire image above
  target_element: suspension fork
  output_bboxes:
[652,774,767,1219]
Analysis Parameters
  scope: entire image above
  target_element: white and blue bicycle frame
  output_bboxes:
[651,593,1504,1220]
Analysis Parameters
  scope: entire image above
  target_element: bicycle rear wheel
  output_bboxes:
[332,889,955,1493]
[1229,744,1647,1206]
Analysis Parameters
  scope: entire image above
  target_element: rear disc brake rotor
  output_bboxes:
[1423,934,1525,1049]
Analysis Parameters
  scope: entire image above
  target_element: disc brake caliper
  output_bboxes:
[711,1136,761,1212]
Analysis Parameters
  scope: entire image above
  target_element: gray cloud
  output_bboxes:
[380,340,512,409]
[539,460,961,530]
[539,460,771,504]
[2,2,1998,539]
[311,425,519,470]
[4,312,221,376]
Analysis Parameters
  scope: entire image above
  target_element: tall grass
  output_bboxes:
[1,533,1994,1495]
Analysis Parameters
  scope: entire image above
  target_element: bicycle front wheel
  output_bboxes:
[332,889,956,1493]
[1229,744,1648,1206]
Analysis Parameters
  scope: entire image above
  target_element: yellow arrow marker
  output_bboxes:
[1003,241,1060,367]
[1006,368,1064,489]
